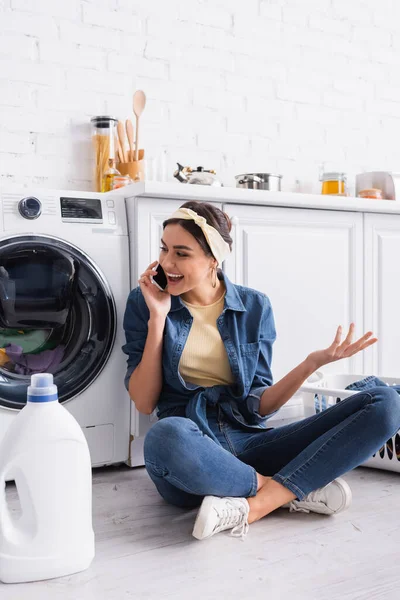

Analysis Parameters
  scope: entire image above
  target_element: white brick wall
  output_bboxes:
[0,0,400,192]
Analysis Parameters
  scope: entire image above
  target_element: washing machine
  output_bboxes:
[0,187,142,467]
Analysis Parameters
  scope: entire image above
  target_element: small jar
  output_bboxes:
[90,116,118,192]
[112,175,133,189]
[321,172,347,196]
[358,188,383,200]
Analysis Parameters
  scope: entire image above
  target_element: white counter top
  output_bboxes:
[112,181,400,215]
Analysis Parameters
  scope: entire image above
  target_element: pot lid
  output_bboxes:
[235,173,283,179]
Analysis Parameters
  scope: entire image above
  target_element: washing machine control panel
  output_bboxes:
[18,196,42,220]
[60,197,103,223]
[2,189,127,233]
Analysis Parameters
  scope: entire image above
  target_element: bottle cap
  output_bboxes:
[27,373,58,403]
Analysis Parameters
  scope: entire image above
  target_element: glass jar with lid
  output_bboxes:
[321,172,347,196]
[90,116,119,192]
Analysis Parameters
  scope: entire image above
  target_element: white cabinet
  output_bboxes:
[223,204,364,380]
[364,213,400,377]
[127,195,400,430]
[124,189,400,457]
[125,196,184,466]
[126,196,225,463]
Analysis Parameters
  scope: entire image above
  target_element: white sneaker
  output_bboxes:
[283,478,352,515]
[192,496,250,541]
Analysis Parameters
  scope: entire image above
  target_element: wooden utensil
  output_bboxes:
[117,121,128,162]
[133,90,146,161]
[125,119,135,162]
[116,136,124,163]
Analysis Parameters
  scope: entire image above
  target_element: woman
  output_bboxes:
[123,201,400,541]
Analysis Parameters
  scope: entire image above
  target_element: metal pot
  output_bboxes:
[235,173,282,191]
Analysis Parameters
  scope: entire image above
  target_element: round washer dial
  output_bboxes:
[18,197,42,220]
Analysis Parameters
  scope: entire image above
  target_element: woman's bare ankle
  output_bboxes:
[248,478,297,523]
[256,473,271,491]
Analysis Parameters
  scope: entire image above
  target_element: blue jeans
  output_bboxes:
[144,386,400,509]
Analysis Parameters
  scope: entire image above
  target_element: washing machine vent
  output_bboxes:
[3,195,57,216]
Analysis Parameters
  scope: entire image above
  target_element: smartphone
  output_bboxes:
[150,263,168,291]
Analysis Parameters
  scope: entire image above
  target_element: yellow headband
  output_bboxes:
[168,207,231,266]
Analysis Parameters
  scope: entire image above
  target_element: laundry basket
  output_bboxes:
[299,372,400,473]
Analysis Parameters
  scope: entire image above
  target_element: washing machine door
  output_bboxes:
[0,235,116,410]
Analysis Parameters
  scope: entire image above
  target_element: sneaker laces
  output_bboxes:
[288,485,328,513]
[213,499,249,539]
[231,520,249,539]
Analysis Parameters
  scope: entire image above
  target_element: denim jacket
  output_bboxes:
[122,273,277,443]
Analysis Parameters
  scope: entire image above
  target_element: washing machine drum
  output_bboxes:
[0,235,116,409]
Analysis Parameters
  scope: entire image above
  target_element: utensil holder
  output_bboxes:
[118,149,145,182]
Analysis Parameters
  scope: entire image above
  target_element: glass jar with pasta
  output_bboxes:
[90,116,119,192]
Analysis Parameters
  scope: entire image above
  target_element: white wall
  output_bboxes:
[0,0,399,193]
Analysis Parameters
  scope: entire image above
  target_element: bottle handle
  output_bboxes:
[0,467,17,544]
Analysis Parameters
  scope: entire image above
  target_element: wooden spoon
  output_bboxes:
[133,90,146,161]
[125,119,135,162]
[117,121,128,162]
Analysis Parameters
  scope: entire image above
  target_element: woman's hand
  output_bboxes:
[138,261,171,319]
[306,323,378,371]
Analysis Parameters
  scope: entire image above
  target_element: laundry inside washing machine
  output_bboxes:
[0,234,116,410]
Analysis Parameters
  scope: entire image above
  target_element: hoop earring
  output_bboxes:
[212,267,217,288]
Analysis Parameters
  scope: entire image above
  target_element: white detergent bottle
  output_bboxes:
[0,373,95,583]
